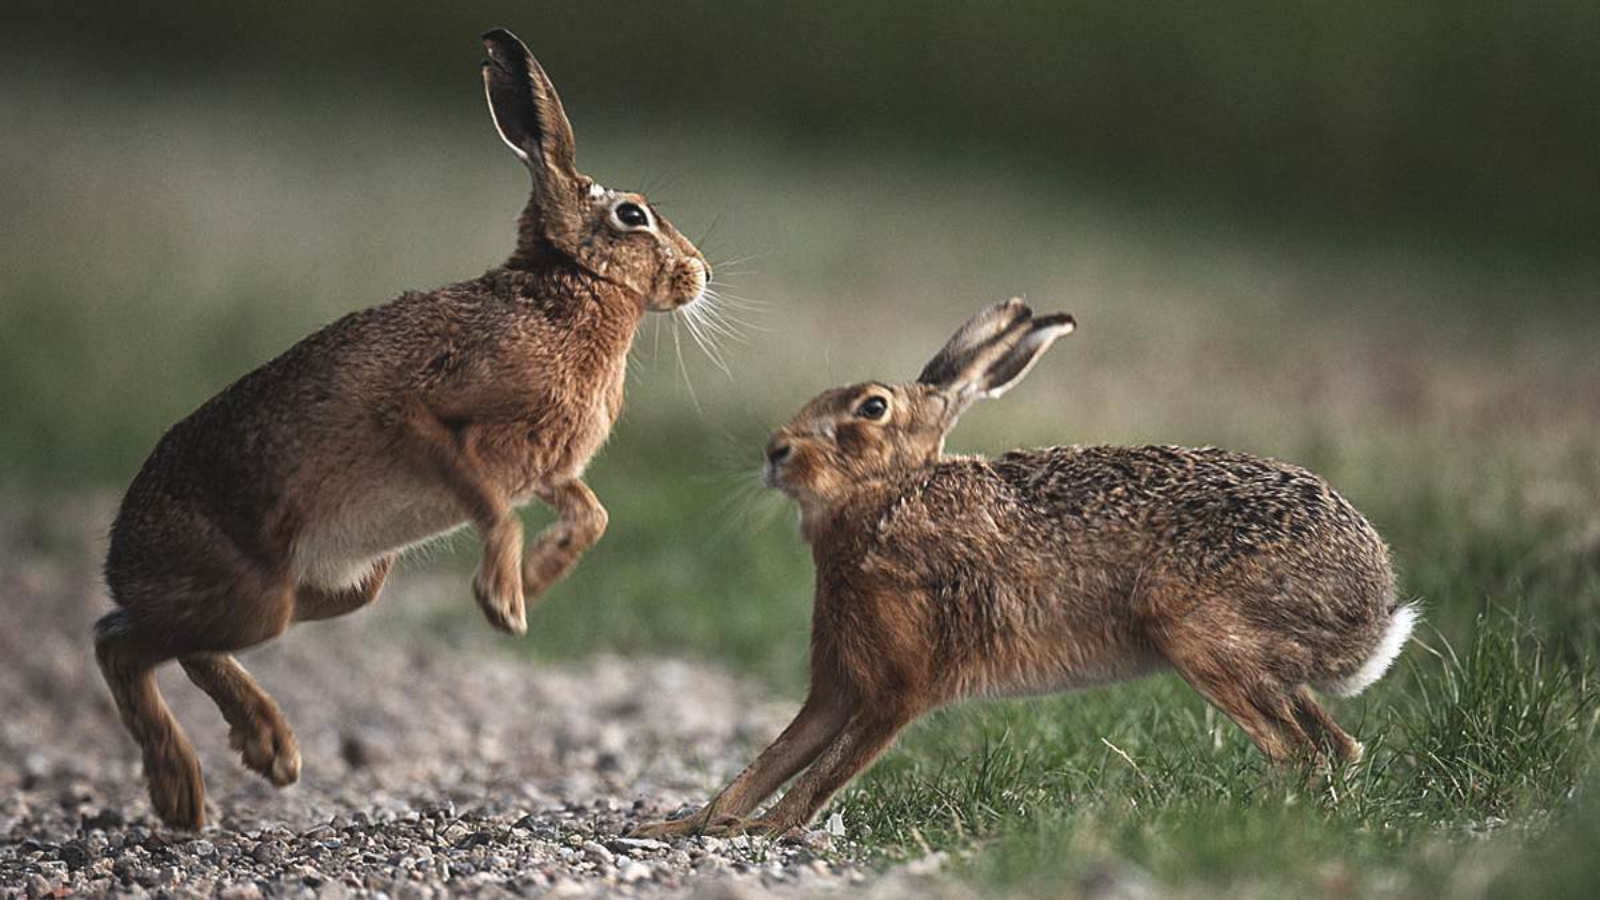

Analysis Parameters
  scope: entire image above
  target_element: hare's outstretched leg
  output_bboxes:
[705,702,920,838]
[629,690,852,839]
[1168,663,1335,766]
[293,554,395,622]
[95,612,206,830]
[1159,639,1296,763]
[398,402,525,634]
[1261,690,1325,767]
[180,655,300,787]
[1290,686,1363,763]
[522,479,607,602]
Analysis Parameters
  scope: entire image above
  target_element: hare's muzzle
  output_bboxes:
[683,257,711,307]
[762,440,793,488]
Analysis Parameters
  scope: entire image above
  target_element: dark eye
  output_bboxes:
[614,201,650,229]
[855,396,889,419]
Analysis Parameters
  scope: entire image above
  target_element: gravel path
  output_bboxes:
[0,497,957,899]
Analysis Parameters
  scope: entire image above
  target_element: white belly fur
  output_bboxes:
[290,481,474,591]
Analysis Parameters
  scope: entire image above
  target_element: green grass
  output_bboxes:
[830,612,1596,896]
[6,78,1600,897]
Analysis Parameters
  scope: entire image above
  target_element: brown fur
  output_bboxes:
[97,28,709,829]
[632,299,1411,839]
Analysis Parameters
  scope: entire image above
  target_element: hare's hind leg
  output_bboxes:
[180,655,300,787]
[1158,637,1314,764]
[186,554,399,787]
[1290,686,1363,763]
[99,560,295,829]
[95,611,206,830]
[293,554,395,622]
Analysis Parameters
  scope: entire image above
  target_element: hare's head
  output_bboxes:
[765,298,1074,514]
[482,29,709,311]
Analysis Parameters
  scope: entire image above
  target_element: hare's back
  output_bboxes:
[991,445,1391,588]
[108,290,493,590]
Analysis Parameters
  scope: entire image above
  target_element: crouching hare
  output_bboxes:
[98,29,710,829]
[632,299,1416,839]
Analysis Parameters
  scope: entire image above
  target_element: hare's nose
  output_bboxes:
[700,259,713,283]
[766,442,792,465]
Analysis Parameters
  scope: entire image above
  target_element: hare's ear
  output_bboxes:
[972,313,1075,398]
[917,298,1034,392]
[918,300,1074,414]
[481,29,583,234]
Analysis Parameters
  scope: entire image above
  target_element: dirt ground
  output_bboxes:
[0,498,959,899]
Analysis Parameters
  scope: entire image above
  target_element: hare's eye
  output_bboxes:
[613,201,651,230]
[855,396,889,420]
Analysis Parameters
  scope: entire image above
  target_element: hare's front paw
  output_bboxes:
[521,529,575,602]
[474,554,527,636]
[627,813,706,840]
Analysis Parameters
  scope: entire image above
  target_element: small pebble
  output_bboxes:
[580,840,615,866]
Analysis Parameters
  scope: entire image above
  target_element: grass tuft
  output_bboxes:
[828,608,1596,895]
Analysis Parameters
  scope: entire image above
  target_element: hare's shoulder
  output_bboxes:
[861,458,1015,541]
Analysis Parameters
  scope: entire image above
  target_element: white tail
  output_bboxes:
[1319,603,1420,697]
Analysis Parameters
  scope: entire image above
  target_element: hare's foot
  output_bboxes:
[145,739,207,831]
[180,654,301,788]
[230,714,301,787]
[474,520,527,635]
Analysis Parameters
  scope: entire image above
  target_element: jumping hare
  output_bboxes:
[632,299,1416,838]
[97,29,711,829]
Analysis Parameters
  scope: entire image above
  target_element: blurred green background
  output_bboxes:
[6,1,1600,254]
[3,2,1599,895]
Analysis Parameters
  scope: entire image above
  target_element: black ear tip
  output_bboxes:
[481,28,529,64]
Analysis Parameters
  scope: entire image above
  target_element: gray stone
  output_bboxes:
[580,840,614,866]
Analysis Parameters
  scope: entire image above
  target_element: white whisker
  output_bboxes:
[670,314,703,413]
[706,288,767,312]
[713,252,768,270]
[702,298,768,335]
[694,298,747,344]
[679,302,732,377]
